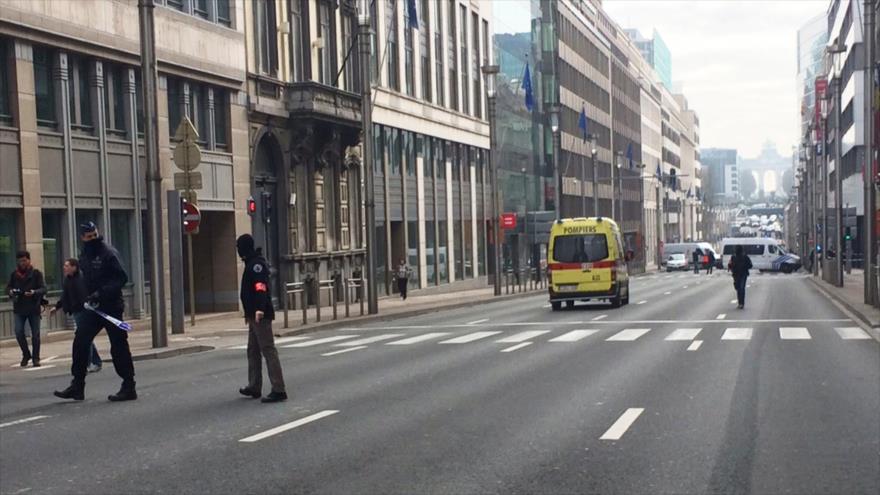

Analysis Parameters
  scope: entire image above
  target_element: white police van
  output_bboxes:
[720,238,801,273]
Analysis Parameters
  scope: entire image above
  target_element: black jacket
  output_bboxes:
[729,253,753,279]
[5,267,47,316]
[240,253,274,321]
[79,240,128,313]
[55,272,89,314]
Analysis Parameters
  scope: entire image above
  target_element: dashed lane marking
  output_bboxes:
[687,340,703,351]
[606,328,651,341]
[721,327,753,340]
[386,333,451,345]
[500,342,532,353]
[0,415,50,429]
[440,331,503,344]
[239,410,339,443]
[779,327,811,340]
[716,314,727,320]
[336,334,404,346]
[322,346,367,357]
[497,331,550,343]
[274,336,313,345]
[592,314,608,321]
[466,318,489,325]
[600,408,644,440]
[637,300,648,305]
[283,335,360,348]
[359,319,851,329]
[548,330,598,342]
[23,365,56,372]
[834,327,873,340]
[664,291,672,295]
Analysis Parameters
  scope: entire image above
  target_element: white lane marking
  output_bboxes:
[779,327,811,340]
[228,344,249,350]
[637,300,648,305]
[730,299,738,304]
[549,330,598,342]
[721,327,753,340]
[600,408,644,440]
[496,331,550,343]
[592,314,608,321]
[665,328,702,341]
[542,304,552,308]
[500,342,533,353]
[664,291,672,295]
[466,318,489,325]
[368,319,851,329]
[274,336,313,345]
[385,333,451,345]
[336,334,404,346]
[440,331,503,344]
[835,327,873,340]
[322,346,367,357]
[683,285,689,289]
[283,335,360,347]
[606,328,651,341]
[0,415,50,429]
[23,365,56,372]
[716,313,727,320]
[239,410,339,443]
[41,355,59,363]
[687,340,703,351]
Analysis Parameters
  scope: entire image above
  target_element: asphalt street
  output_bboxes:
[1,271,878,495]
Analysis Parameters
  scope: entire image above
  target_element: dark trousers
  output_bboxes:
[734,276,748,307]
[72,311,102,366]
[14,313,40,360]
[706,264,714,275]
[247,318,286,394]
[397,278,408,300]
[693,261,700,274]
[70,309,134,388]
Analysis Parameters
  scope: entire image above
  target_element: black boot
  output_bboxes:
[239,387,261,399]
[108,382,137,402]
[54,383,85,401]
[261,391,288,403]
[20,355,30,367]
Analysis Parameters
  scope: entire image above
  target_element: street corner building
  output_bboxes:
[0,0,497,339]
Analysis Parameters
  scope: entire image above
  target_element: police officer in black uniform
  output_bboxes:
[236,234,287,403]
[55,222,136,402]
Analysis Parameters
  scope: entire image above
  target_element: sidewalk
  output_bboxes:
[809,269,880,332]
[0,284,545,371]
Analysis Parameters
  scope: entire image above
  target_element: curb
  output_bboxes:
[131,345,216,361]
[276,288,546,338]
[807,276,880,343]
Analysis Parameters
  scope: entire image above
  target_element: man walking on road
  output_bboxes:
[236,234,287,403]
[395,259,412,300]
[54,222,136,402]
[50,258,102,373]
[6,251,47,367]
[705,250,715,275]
[728,245,753,309]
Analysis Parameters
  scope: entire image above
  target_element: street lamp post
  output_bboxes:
[358,0,378,314]
[614,151,623,224]
[550,105,562,222]
[864,0,876,306]
[482,64,502,296]
[829,43,846,287]
[590,136,598,217]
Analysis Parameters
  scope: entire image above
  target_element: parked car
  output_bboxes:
[666,253,689,271]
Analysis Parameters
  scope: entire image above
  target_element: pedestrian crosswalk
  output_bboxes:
[244,325,876,355]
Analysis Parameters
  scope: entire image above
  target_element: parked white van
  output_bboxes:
[720,237,801,273]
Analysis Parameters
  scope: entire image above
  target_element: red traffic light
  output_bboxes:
[247,196,256,215]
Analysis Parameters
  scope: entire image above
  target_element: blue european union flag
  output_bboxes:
[578,106,588,141]
[626,143,633,169]
[407,0,418,29]
[523,63,534,112]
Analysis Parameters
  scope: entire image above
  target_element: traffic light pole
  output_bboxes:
[865,0,877,306]
[358,7,379,314]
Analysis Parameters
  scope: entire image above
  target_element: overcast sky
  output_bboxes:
[494,0,828,159]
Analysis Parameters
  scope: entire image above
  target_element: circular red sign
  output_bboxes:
[183,202,201,233]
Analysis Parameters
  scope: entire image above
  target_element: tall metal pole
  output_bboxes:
[835,73,844,286]
[592,150,599,216]
[138,0,167,348]
[553,128,561,220]
[581,154,586,217]
[483,65,502,296]
[865,0,876,305]
[358,4,378,314]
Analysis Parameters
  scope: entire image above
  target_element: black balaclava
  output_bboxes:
[236,234,256,259]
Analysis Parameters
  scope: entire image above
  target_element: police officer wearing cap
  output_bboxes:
[54,222,136,402]
[236,234,287,403]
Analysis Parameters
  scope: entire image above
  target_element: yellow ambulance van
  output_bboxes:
[547,217,631,310]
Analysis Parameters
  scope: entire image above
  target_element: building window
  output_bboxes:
[253,0,278,76]
[0,210,18,293]
[214,89,229,150]
[167,78,182,137]
[188,83,209,145]
[0,39,10,125]
[438,219,448,283]
[135,74,144,134]
[447,0,457,110]
[193,0,209,19]
[342,11,359,92]
[390,127,401,176]
[110,211,133,280]
[433,1,444,106]
[68,55,93,132]
[291,0,304,82]
[373,124,384,175]
[385,0,399,91]
[369,0,378,84]
[459,4,468,115]
[166,0,185,11]
[104,64,126,134]
[419,0,431,102]
[317,1,336,86]
[217,0,232,27]
[471,12,481,119]
[403,0,414,96]
[41,211,64,291]
[33,47,56,127]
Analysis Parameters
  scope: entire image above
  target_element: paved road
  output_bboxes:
[1,271,878,494]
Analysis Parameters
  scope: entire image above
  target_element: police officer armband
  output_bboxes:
[254,282,268,292]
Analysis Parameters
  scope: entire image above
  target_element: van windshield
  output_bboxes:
[553,234,609,263]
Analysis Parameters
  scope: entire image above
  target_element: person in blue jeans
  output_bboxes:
[728,245,753,309]
[6,250,46,367]
[50,258,102,372]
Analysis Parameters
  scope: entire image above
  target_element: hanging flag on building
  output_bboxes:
[407,0,419,29]
[626,143,633,169]
[578,105,588,142]
[655,161,663,182]
[523,63,534,112]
